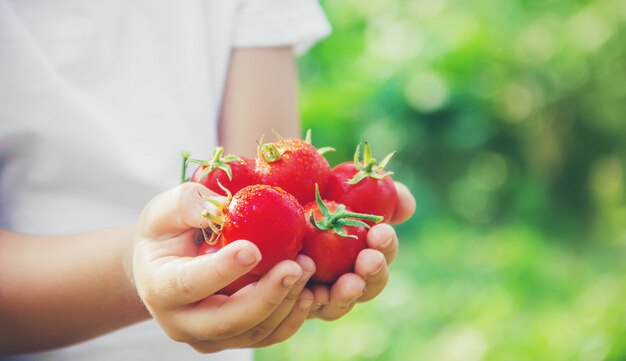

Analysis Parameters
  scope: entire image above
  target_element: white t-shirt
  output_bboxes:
[0,0,330,360]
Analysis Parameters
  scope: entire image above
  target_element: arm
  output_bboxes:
[219,46,300,156]
[0,226,148,353]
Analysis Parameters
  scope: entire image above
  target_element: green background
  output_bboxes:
[258,0,626,359]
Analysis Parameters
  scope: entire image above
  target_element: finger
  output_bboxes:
[354,249,389,302]
[140,182,219,239]
[253,288,315,347]
[314,273,365,321]
[253,254,314,328]
[366,223,399,264]
[199,256,315,350]
[389,182,416,225]
[190,288,315,354]
[139,240,261,309]
[308,284,330,318]
[168,259,303,341]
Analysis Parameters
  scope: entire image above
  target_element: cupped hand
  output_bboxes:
[308,181,415,320]
[132,183,315,352]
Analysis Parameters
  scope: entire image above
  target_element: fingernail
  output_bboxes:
[368,262,385,277]
[338,302,351,310]
[380,236,394,250]
[343,291,364,308]
[339,293,361,309]
[299,298,314,309]
[236,250,259,266]
[282,275,300,288]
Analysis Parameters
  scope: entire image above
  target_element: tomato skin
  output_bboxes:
[323,162,398,223]
[197,242,260,296]
[301,201,368,284]
[256,139,330,205]
[221,185,306,275]
[190,157,258,196]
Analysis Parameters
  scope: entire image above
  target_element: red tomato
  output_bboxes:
[255,135,331,204]
[300,186,382,284]
[189,147,258,196]
[323,143,398,223]
[220,185,306,275]
[198,241,260,296]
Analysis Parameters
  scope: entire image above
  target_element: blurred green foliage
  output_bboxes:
[258,0,626,359]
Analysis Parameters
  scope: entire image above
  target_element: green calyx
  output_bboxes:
[347,142,396,185]
[258,129,336,163]
[198,181,232,244]
[187,147,243,182]
[309,184,383,239]
[257,132,286,163]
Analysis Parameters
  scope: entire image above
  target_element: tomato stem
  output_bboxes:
[181,151,191,183]
[187,147,242,181]
[257,133,286,163]
[310,184,383,238]
[347,142,396,185]
[198,183,232,244]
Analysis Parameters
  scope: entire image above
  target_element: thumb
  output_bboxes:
[138,182,225,239]
[149,240,262,308]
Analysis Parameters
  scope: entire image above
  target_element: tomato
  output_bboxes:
[188,147,258,196]
[198,241,260,296]
[301,186,382,283]
[323,142,398,223]
[208,184,306,275]
[255,133,331,204]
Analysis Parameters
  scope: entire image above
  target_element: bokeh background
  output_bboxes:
[258,0,626,360]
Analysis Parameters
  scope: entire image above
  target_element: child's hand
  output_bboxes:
[131,183,315,353]
[308,182,415,320]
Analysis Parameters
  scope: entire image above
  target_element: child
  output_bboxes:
[0,0,416,360]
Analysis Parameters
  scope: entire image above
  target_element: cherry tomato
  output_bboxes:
[323,142,397,223]
[218,185,306,275]
[255,133,331,204]
[301,186,382,283]
[188,147,258,196]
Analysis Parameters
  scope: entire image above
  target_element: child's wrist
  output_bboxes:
[120,223,150,318]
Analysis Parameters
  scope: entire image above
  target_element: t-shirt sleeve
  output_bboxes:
[232,0,331,55]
